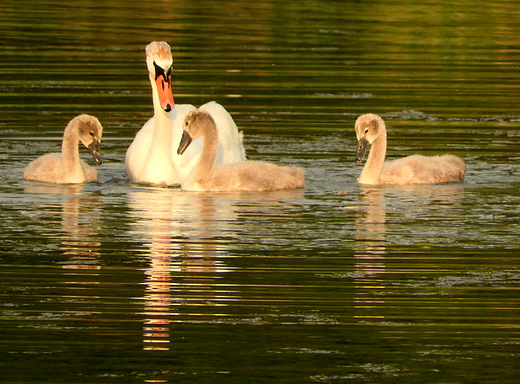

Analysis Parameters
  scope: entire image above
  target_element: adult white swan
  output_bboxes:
[354,113,465,185]
[125,41,246,187]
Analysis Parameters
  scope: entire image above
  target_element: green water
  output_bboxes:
[1,0,519,383]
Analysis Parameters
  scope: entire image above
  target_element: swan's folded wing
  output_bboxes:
[199,101,246,164]
[125,117,155,182]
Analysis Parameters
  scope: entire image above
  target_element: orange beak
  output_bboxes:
[155,75,175,112]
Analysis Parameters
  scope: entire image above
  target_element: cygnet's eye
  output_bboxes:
[364,128,369,134]
[90,131,95,137]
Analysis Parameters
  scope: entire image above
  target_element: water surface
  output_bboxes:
[1,0,519,383]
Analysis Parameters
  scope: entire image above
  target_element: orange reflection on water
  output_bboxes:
[129,188,233,351]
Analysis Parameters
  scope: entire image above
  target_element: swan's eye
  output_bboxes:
[166,65,172,77]
[364,128,369,134]
[90,131,95,137]
[153,61,166,80]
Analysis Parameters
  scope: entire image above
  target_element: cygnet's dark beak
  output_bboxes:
[356,138,369,163]
[177,131,193,156]
[88,140,102,165]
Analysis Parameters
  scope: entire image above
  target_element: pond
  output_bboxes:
[1,0,519,383]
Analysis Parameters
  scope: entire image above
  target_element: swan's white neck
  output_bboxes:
[137,73,178,186]
[358,130,387,185]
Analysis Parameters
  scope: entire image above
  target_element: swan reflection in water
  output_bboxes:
[129,187,305,352]
[355,187,387,261]
[351,187,387,319]
[24,184,102,269]
[351,185,465,318]
[128,188,237,351]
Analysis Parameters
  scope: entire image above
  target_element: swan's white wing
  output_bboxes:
[172,101,246,183]
[200,101,246,164]
[125,117,155,183]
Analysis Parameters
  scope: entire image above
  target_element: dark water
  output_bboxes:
[1,0,520,383]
